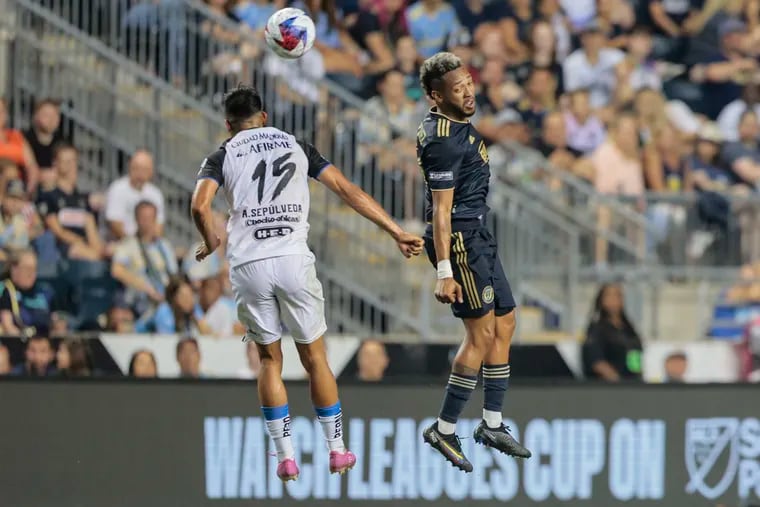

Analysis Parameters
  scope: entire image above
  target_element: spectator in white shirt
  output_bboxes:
[105,150,165,240]
[563,22,625,109]
[717,83,760,142]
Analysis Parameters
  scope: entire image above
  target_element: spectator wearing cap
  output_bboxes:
[111,200,178,315]
[10,335,57,376]
[691,122,744,193]
[37,143,103,261]
[105,149,165,241]
[0,98,40,195]
[0,250,54,337]
[691,18,757,120]
[0,179,43,257]
[405,0,461,59]
[717,83,760,142]
[563,21,625,109]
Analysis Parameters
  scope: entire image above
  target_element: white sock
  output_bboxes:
[437,418,456,435]
[265,415,295,461]
[483,409,502,429]
[317,411,346,452]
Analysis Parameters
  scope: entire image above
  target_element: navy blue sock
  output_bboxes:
[437,372,478,432]
[482,364,510,427]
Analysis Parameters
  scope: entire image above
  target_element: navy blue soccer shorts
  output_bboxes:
[424,227,516,319]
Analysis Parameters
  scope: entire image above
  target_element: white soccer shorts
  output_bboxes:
[230,253,328,345]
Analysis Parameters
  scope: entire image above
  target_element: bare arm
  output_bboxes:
[733,158,760,184]
[84,214,103,256]
[22,140,40,195]
[108,220,127,240]
[592,360,622,381]
[0,310,21,335]
[362,32,395,75]
[317,164,404,240]
[649,1,681,36]
[190,178,221,251]
[111,262,158,296]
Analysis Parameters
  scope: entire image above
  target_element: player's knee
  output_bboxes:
[497,310,516,340]
[296,343,327,374]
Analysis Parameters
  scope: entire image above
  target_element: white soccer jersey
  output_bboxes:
[197,127,331,268]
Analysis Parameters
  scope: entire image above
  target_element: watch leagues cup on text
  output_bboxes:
[204,417,668,501]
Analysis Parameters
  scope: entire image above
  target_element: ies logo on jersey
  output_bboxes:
[254,226,293,240]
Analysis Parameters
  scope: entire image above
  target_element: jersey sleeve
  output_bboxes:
[297,140,332,179]
[197,148,226,186]
[420,138,464,191]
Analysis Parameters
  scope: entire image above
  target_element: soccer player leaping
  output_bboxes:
[191,86,424,482]
[416,53,532,472]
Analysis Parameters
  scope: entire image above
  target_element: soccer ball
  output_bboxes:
[264,8,316,60]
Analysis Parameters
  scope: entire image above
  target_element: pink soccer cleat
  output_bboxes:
[329,449,357,475]
[276,458,300,482]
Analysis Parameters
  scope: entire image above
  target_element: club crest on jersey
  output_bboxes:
[478,140,489,164]
[482,285,494,304]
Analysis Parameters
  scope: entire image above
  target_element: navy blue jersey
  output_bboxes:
[417,108,490,225]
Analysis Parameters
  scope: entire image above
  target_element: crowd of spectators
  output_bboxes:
[0,96,246,376]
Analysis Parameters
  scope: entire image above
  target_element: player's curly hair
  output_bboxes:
[419,52,462,99]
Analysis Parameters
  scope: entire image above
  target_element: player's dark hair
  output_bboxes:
[419,52,463,99]
[223,86,264,130]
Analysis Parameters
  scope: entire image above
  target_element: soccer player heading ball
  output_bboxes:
[417,52,532,472]
[191,86,424,482]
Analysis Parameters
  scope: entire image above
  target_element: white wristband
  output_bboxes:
[437,260,454,279]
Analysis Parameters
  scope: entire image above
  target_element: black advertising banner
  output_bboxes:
[1,380,759,507]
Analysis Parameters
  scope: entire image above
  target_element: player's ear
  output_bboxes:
[430,89,442,104]
[224,119,232,132]
[260,111,268,125]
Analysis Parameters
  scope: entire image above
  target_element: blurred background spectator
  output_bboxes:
[0,342,10,375]
[663,350,689,382]
[582,283,644,381]
[22,98,63,192]
[0,249,54,337]
[176,336,203,378]
[129,349,158,378]
[10,335,56,376]
[356,339,390,382]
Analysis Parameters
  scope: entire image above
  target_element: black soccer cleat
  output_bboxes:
[473,421,532,458]
[422,423,474,473]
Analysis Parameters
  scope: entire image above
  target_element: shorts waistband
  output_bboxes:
[425,218,485,235]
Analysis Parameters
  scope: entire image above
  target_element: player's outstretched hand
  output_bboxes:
[435,278,463,304]
[395,232,424,258]
[195,236,221,262]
